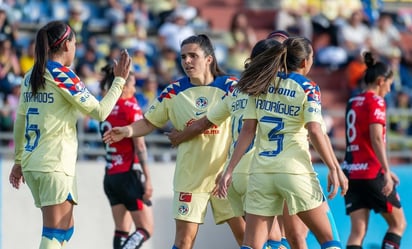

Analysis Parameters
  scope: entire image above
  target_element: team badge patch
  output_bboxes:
[195,97,208,109]
[179,192,192,202]
[74,81,86,92]
[178,203,189,215]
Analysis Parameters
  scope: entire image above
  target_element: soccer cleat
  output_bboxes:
[121,231,144,249]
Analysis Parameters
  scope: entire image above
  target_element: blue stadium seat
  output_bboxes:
[51,1,69,21]
[21,1,50,23]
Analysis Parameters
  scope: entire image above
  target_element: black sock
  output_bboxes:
[347,246,362,249]
[114,230,129,249]
[382,232,401,249]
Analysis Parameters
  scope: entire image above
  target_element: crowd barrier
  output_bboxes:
[1,109,411,163]
[0,119,177,162]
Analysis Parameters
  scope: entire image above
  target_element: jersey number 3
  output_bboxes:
[259,116,284,157]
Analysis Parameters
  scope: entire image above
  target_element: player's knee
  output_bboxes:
[389,216,407,234]
[350,224,367,239]
[400,219,407,233]
[174,238,192,249]
[174,231,196,248]
[284,230,306,246]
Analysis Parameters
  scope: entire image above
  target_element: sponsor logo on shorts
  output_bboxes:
[179,192,192,202]
[178,203,189,215]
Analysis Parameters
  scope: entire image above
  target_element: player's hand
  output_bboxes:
[212,170,232,199]
[382,172,394,196]
[326,168,339,199]
[103,126,131,144]
[165,128,183,147]
[215,171,222,184]
[113,49,132,80]
[9,164,24,189]
[336,167,348,196]
[390,171,400,186]
[143,179,153,201]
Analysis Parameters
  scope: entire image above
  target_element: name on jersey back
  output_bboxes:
[255,87,301,116]
[23,91,54,103]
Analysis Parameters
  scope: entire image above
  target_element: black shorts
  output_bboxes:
[344,173,401,215]
[103,170,152,211]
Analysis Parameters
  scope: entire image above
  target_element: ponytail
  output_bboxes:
[29,21,74,95]
[363,52,393,85]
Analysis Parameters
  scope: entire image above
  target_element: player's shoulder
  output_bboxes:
[46,60,85,95]
[156,77,191,102]
[212,75,238,89]
[363,91,385,108]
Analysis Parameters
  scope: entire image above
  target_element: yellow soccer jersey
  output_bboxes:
[14,60,125,176]
[207,83,254,174]
[145,76,236,192]
[243,72,323,174]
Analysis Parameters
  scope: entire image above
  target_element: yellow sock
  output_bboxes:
[39,236,62,249]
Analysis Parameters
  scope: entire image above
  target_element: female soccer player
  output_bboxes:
[215,37,345,249]
[168,38,347,249]
[103,34,243,249]
[343,52,406,249]
[8,20,131,249]
[99,65,154,249]
[166,38,290,248]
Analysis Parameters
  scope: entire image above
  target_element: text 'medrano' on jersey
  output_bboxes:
[47,60,85,96]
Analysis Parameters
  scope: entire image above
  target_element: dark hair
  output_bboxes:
[30,21,75,95]
[100,64,115,92]
[283,37,312,71]
[363,52,393,85]
[229,12,248,43]
[100,64,133,92]
[245,39,281,69]
[238,37,312,96]
[267,30,290,40]
[180,34,226,77]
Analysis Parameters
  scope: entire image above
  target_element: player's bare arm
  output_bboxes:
[166,116,214,147]
[103,118,157,144]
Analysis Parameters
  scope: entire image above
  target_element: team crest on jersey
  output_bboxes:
[196,97,208,109]
[178,203,189,215]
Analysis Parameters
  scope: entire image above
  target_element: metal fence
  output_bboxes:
[0,119,177,162]
[1,109,412,163]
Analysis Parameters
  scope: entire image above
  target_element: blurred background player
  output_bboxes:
[99,64,153,249]
[342,51,406,249]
